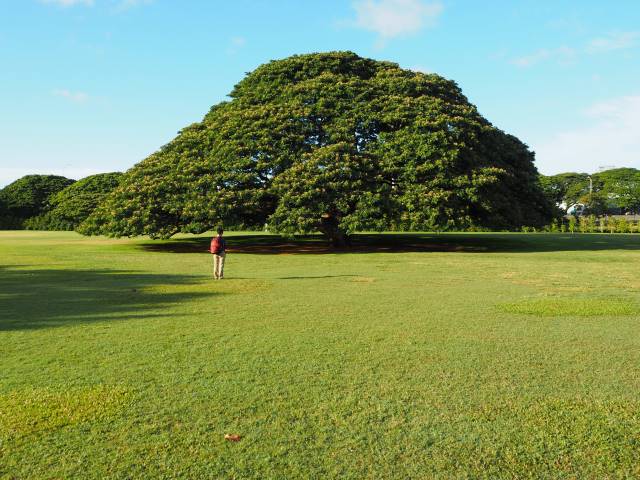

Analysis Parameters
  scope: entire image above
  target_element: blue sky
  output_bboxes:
[1,0,639,186]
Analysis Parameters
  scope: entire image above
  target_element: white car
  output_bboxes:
[566,203,586,216]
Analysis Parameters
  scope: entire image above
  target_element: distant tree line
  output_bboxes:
[0,173,122,230]
[2,167,637,235]
[540,168,640,216]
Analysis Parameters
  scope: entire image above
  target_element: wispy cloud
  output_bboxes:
[511,30,639,68]
[587,31,640,54]
[53,89,89,103]
[351,0,443,45]
[40,0,94,6]
[546,16,587,35]
[535,95,640,174]
[115,0,153,11]
[408,65,431,73]
[39,0,153,9]
[511,46,576,68]
[511,49,550,68]
[226,36,246,55]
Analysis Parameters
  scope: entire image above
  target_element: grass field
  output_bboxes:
[1,230,639,479]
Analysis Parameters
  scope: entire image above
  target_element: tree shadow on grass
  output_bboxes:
[137,233,640,255]
[0,266,216,331]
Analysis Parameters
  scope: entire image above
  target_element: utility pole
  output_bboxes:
[587,175,593,216]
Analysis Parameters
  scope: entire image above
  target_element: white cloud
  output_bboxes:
[352,0,443,43]
[231,36,246,47]
[587,31,640,54]
[511,31,639,68]
[53,89,89,103]
[511,49,550,67]
[39,0,153,9]
[40,0,94,6]
[226,36,247,55]
[115,0,153,11]
[511,46,575,68]
[534,95,640,174]
[408,65,431,73]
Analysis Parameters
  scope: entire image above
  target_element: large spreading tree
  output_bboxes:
[82,51,553,244]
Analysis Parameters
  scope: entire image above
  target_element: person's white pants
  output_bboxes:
[213,252,226,279]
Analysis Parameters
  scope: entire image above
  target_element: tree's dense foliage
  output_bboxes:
[0,195,14,229]
[26,172,123,231]
[82,52,553,243]
[540,173,590,206]
[598,168,640,213]
[540,168,640,214]
[0,175,75,229]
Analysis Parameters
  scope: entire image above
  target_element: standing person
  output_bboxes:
[210,227,227,280]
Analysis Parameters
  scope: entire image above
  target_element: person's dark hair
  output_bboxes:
[216,227,224,235]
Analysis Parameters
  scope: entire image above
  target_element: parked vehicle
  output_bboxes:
[566,203,586,216]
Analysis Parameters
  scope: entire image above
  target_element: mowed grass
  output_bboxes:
[1,230,639,479]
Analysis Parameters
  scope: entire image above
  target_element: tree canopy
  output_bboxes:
[539,172,590,206]
[83,51,553,243]
[540,167,640,214]
[0,174,75,228]
[26,172,123,231]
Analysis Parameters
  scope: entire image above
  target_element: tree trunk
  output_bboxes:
[320,214,350,248]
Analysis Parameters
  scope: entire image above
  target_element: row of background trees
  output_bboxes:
[540,167,640,216]
[1,168,637,234]
[0,173,122,231]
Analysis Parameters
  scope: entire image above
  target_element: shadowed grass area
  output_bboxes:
[138,231,640,254]
[0,266,217,331]
[1,230,639,478]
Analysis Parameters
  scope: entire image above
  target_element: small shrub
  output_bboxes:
[618,218,630,233]
[23,213,74,231]
[579,216,588,233]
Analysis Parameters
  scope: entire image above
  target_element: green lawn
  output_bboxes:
[1,231,639,479]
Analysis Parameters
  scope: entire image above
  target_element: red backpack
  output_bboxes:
[210,236,222,254]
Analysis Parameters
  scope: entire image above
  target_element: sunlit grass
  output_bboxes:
[500,297,638,316]
[0,386,132,439]
[1,231,639,478]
